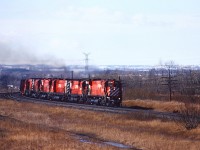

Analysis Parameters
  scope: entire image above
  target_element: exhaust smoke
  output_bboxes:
[0,41,66,66]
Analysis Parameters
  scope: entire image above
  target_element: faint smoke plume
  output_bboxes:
[0,41,65,66]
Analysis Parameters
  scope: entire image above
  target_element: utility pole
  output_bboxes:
[161,66,178,101]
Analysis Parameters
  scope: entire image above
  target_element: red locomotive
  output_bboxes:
[20,78,122,107]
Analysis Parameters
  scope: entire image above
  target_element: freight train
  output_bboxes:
[20,78,122,107]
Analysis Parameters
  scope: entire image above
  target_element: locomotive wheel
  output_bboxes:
[100,100,106,106]
[106,102,110,107]
[77,98,80,103]
[97,100,101,106]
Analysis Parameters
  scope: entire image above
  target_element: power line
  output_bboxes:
[83,52,90,72]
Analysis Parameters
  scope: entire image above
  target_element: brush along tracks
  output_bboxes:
[4,92,182,121]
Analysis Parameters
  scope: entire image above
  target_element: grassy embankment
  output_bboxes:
[0,99,200,150]
[123,99,184,113]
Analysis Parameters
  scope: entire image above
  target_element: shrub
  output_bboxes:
[178,103,200,130]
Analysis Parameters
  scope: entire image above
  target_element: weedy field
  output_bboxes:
[0,99,200,150]
[123,99,184,113]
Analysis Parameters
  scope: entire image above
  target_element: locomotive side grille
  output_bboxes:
[110,87,120,96]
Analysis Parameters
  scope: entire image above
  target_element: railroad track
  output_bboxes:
[2,92,181,121]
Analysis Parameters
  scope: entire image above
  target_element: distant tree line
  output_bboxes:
[1,64,200,103]
[94,65,200,102]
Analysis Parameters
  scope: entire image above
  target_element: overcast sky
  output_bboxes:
[0,0,200,66]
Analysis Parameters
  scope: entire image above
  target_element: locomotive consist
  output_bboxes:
[20,78,122,107]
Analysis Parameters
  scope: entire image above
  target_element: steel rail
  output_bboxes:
[1,92,183,121]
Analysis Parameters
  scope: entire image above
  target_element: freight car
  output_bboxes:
[20,78,122,107]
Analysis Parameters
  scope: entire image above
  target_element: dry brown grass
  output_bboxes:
[123,99,184,113]
[0,98,200,150]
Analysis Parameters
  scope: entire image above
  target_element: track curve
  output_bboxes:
[3,92,181,121]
